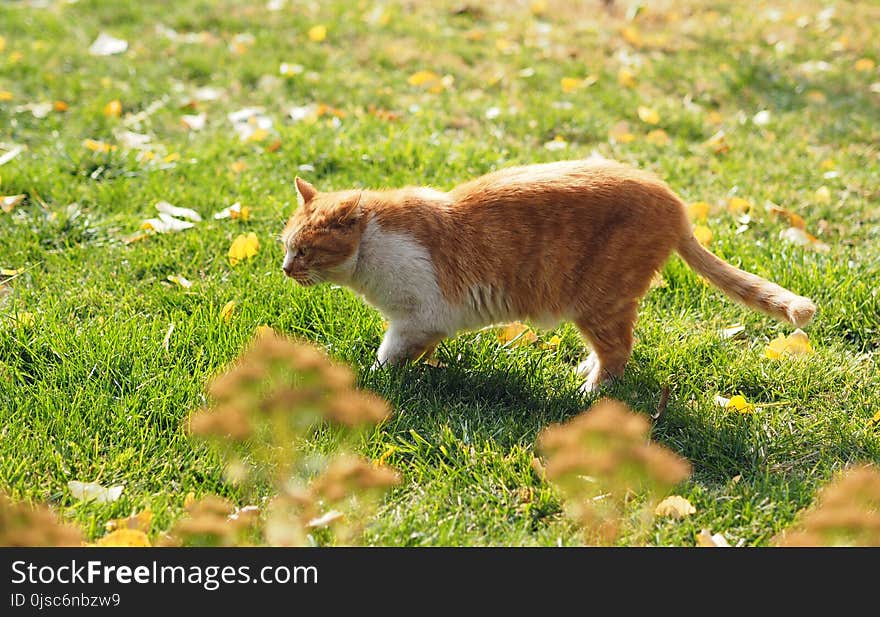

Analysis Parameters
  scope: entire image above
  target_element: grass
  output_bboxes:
[0,0,878,546]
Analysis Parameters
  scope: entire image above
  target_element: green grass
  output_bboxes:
[1,0,878,546]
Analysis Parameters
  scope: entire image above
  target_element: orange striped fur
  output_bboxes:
[281,159,815,392]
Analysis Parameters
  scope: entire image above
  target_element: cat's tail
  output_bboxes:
[676,234,816,327]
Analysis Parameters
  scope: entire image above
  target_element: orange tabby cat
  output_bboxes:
[280,158,815,392]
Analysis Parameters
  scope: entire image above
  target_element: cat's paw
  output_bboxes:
[576,353,599,377]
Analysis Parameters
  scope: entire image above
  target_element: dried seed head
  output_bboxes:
[187,405,252,440]
[324,391,392,426]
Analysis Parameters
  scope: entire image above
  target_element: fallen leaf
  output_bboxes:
[105,509,153,533]
[721,323,746,339]
[868,410,880,429]
[609,121,635,143]
[103,99,122,117]
[560,77,582,93]
[0,145,23,166]
[854,58,876,72]
[779,227,829,252]
[408,70,441,87]
[89,33,128,56]
[767,203,806,230]
[83,139,117,153]
[645,129,670,145]
[617,68,636,88]
[184,491,197,509]
[228,232,260,265]
[220,300,236,323]
[1,267,25,277]
[181,113,206,131]
[727,197,752,215]
[814,186,831,204]
[544,136,568,151]
[753,110,771,126]
[163,152,180,163]
[704,130,730,154]
[542,334,562,349]
[53,100,69,112]
[497,322,538,347]
[230,160,248,173]
[162,323,174,350]
[90,529,150,547]
[725,394,755,415]
[696,529,731,547]
[308,25,327,42]
[1,194,26,213]
[693,225,712,246]
[213,202,250,221]
[637,105,660,125]
[155,201,202,222]
[255,325,274,338]
[307,510,343,528]
[765,329,813,359]
[68,481,124,503]
[621,26,643,47]
[655,495,696,519]
[142,213,195,233]
[687,201,710,221]
[0,91,12,102]
[167,275,192,289]
[820,159,835,171]
[279,62,304,76]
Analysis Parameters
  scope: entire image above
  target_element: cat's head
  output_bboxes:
[280,177,364,285]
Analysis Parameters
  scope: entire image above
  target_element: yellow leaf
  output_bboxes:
[704,130,730,154]
[820,159,835,171]
[8,51,22,64]
[53,100,69,112]
[706,110,723,124]
[609,121,636,143]
[560,77,581,93]
[645,129,670,145]
[767,204,806,230]
[228,232,260,266]
[83,139,117,153]
[765,329,813,359]
[497,322,538,347]
[542,334,562,349]
[854,58,876,72]
[530,0,547,15]
[0,36,5,53]
[655,495,696,519]
[245,128,269,143]
[621,26,643,47]
[105,509,153,533]
[725,394,755,415]
[814,186,831,204]
[617,68,636,88]
[408,70,440,87]
[163,152,180,163]
[637,106,660,125]
[91,529,151,547]
[219,300,236,323]
[230,160,248,173]
[308,25,327,42]
[1,267,25,277]
[103,99,122,117]
[868,410,880,428]
[184,491,197,509]
[806,90,827,104]
[727,196,752,215]
[687,201,710,222]
[0,91,13,102]
[692,225,712,247]
[255,325,274,338]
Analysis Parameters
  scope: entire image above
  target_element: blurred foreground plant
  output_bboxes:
[0,493,82,547]
[536,398,691,545]
[178,330,399,546]
[773,464,880,547]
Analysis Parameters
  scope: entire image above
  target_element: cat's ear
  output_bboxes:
[295,176,318,205]
[335,192,363,226]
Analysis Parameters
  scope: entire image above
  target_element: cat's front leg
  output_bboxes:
[374,320,443,368]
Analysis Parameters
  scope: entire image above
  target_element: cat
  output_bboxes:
[280,158,816,393]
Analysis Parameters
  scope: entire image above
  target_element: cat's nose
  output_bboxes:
[282,262,295,277]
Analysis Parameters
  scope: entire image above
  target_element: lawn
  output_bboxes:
[0,0,878,546]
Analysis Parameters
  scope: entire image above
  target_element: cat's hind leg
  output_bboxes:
[574,301,637,394]
[374,320,444,368]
